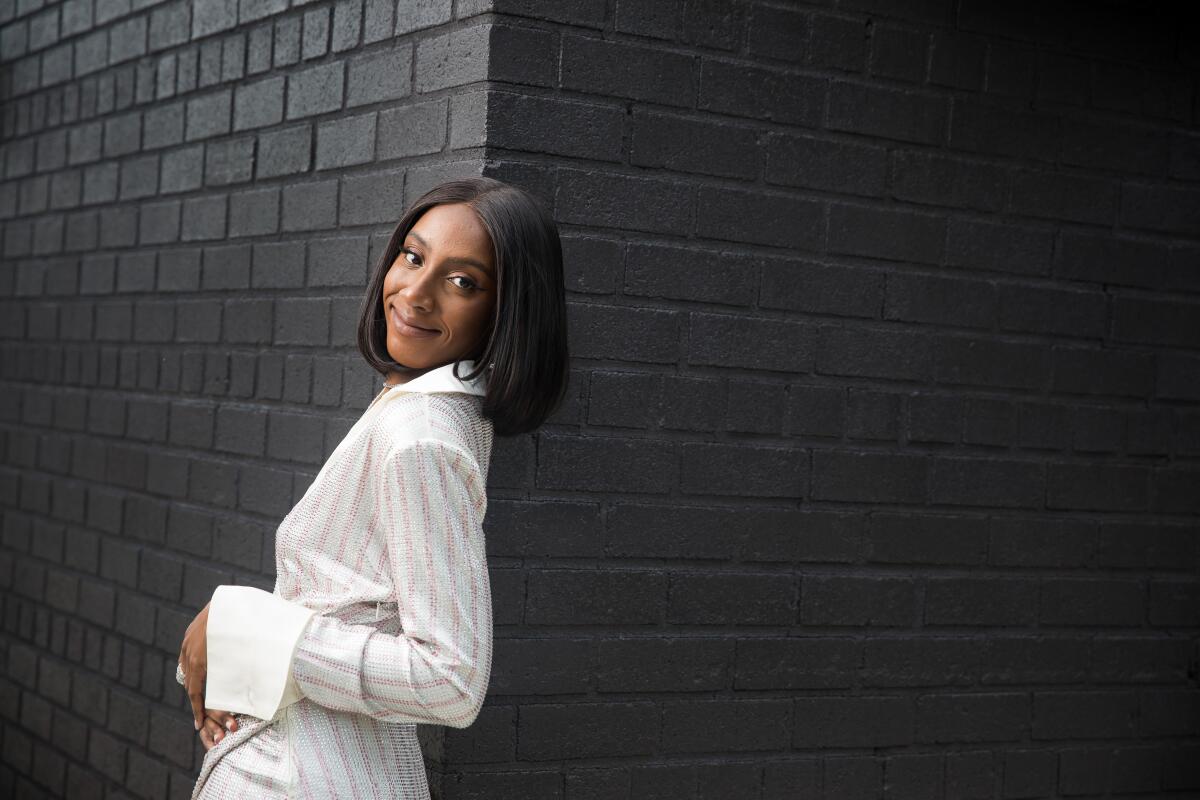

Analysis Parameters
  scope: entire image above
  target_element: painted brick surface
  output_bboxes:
[2,0,1199,798]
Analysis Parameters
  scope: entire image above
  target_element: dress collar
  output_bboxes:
[383,359,488,397]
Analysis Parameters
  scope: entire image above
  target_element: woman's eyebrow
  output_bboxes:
[406,231,495,277]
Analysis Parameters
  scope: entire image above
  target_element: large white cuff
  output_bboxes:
[204,585,316,721]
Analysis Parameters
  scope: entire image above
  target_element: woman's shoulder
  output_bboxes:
[373,391,493,464]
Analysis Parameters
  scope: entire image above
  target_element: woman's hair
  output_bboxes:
[357,177,570,437]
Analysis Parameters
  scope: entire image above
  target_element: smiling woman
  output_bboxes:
[177,177,570,800]
[380,203,497,383]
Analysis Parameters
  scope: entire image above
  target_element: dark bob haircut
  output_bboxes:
[356,177,569,438]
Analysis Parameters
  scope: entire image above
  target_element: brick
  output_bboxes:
[1113,295,1200,347]
[161,144,204,194]
[664,699,791,753]
[273,298,329,346]
[930,455,1044,508]
[184,90,231,140]
[916,693,1027,743]
[769,132,887,196]
[1123,182,1200,235]
[519,702,657,760]
[286,60,344,119]
[758,257,883,316]
[378,98,445,160]
[338,167,405,226]
[567,303,678,364]
[597,637,731,693]
[689,311,815,373]
[228,187,280,237]
[266,409,326,463]
[490,90,623,162]
[793,696,912,748]
[925,577,1039,626]
[1032,691,1138,740]
[897,275,998,330]
[537,433,676,494]
[1148,580,1200,626]
[829,80,947,145]
[668,571,795,625]
[557,168,692,236]
[698,184,822,250]
[412,23,487,92]
[256,124,313,178]
[88,728,126,782]
[979,636,1089,686]
[1012,167,1118,225]
[866,512,988,565]
[625,241,756,305]
[281,179,338,231]
[989,516,1094,567]
[346,44,412,107]
[816,328,936,383]
[214,404,266,455]
[1047,462,1150,511]
[301,6,330,59]
[561,33,694,106]
[632,108,758,178]
[737,637,858,691]
[811,450,926,504]
[933,334,1048,391]
[864,637,980,689]
[527,569,665,625]
[949,218,1054,276]
[727,379,786,435]
[233,75,285,130]
[314,111,375,169]
[586,370,659,429]
[605,502,729,561]
[1041,578,1142,628]
[845,388,901,440]
[307,232,367,286]
[205,136,255,185]
[803,575,918,626]
[949,98,1058,161]
[331,0,361,51]
[252,241,306,288]
[871,25,928,83]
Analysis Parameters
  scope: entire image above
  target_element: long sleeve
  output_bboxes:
[204,584,317,720]
[288,437,493,728]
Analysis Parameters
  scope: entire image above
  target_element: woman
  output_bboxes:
[176,177,569,798]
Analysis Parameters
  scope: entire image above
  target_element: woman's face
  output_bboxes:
[381,203,497,383]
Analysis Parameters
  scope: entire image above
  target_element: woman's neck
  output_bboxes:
[383,367,429,387]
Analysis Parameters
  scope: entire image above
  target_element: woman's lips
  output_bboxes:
[391,306,440,338]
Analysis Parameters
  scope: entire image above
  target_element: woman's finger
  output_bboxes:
[202,715,225,747]
[205,708,239,734]
[186,677,206,731]
[199,723,214,751]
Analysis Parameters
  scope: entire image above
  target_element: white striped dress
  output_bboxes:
[180,360,495,799]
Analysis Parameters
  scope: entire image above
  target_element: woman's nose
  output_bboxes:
[398,268,437,309]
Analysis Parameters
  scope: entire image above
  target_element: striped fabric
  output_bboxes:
[187,360,495,799]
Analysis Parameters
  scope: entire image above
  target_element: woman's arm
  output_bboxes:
[204,438,493,728]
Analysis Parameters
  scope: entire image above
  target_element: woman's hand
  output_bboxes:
[180,600,241,749]
[179,601,213,731]
[199,709,239,750]
[178,604,242,748]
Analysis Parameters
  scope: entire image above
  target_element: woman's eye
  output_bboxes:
[402,250,419,266]
[449,275,477,291]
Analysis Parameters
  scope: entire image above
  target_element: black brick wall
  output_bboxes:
[2,1,1199,798]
